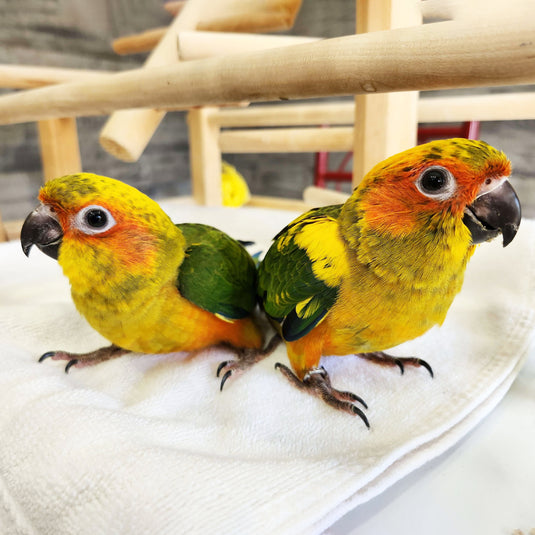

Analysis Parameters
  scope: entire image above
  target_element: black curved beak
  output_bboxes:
[20,205,63,260]
[463,180,521,247]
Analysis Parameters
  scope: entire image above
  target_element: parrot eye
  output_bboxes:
[416,166,457,201]
[74,205,117,235]
[86,209,107,228]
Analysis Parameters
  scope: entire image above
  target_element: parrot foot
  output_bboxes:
[38,344,130,373]
[358,351,434,378]
[275,363,370,428]
[217,334,282,390]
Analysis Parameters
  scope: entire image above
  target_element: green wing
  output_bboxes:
[176,223,257,320]
[258,205,344,342]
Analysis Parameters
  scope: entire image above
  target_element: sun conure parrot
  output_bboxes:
[217,139,521,427]
[20,173,268,372]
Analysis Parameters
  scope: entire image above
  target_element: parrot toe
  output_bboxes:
[217,334,282,391]
[358,352,434,378]
[275,363,370,428]
[37,344,131,372]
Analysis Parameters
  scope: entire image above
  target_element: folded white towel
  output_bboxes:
[0,203,533,535]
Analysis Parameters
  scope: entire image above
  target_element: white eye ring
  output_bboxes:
[415,165,457,201]
[73,205,117,235]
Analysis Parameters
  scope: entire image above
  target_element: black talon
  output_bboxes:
[394,359,404,375]
[64,359,78,374]
[347,392,368,410]
[39,351,56,363]
[351,405,370,429]
[220,370,233,391]
[216,361,229,378]
[419,359,434,378]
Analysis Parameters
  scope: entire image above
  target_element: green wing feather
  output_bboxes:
[258,205,343,342]
[176,223,257,320]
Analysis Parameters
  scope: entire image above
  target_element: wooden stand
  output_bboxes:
[37,118,82,182]
[187,108,222,205]
[353,0,421,185]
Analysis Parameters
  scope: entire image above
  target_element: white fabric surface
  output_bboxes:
[0,202,534,535]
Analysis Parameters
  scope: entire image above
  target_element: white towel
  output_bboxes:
[0,202,534,535]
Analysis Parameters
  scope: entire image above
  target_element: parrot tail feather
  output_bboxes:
[274,363,370,428]
[357,351,434,378]
[38,344,131,373]
[217,333,282,390]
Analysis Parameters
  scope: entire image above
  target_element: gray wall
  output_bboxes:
[1,0,534,220]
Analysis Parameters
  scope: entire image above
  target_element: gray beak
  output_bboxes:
[463,180,521,247]
[20,205,63,260]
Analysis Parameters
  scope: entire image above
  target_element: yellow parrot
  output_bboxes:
[21,173,269,372]
[218,139,521,427]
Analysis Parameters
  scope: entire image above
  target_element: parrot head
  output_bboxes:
[20,173,185,275]
[346,138,521,247]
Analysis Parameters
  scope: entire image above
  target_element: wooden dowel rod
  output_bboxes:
[196,0,302,33]
[212,102,356,127]
[212,91,535,127]
[0,64,111,89]
[197,9,301,33]
[219,127,354,153]
[418,92,535,122]
[178,31,319,61]
[100,0,215,162]
[1,18,535,126]
[115,1,302,57]
[111,15,312,60]
[112,28,167,56]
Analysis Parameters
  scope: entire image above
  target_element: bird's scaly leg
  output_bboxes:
[357,351,434,378]
[275,363,370,428]
[217,333,282,390]
[39,344,131,373]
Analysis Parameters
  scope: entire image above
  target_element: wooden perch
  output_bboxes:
[0,18,535,125]
[100,0,214,162]
[417,92,535,122]
[178,32,318,61]
[197,6,302,33]
[113,0,303,56]
[211,92,535,129]
[219,127,354,153]
[211,102,356,127]
[112,28,169,56]
[104,0,302,161]
[0,64,111,89]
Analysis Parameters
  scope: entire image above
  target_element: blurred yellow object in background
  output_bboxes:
[221,161,251,207]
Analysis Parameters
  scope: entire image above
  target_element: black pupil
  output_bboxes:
[421,168,447,192]
[86,209,108,228]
